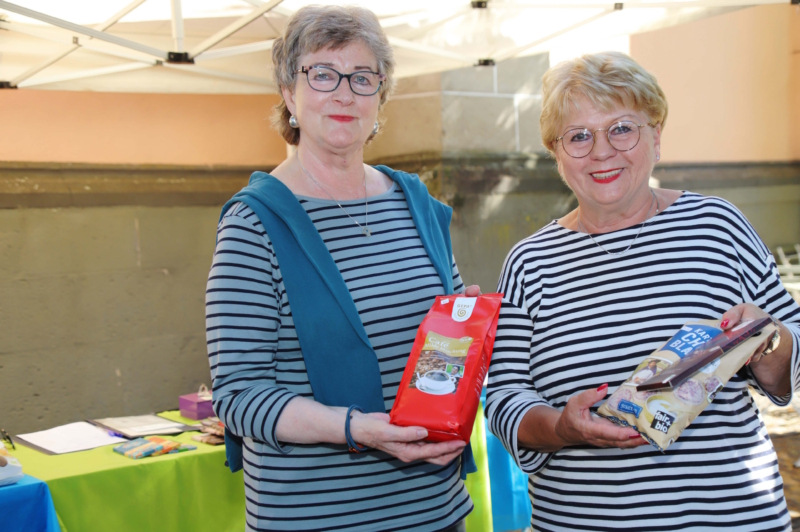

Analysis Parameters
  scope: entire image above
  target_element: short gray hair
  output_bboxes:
[271,5,396,145]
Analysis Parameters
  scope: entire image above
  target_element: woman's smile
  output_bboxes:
[589,168,624,183]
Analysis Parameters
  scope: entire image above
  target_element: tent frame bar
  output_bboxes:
[194,40,275,62]
[8,0,148,87]
[170,0,185,53]
[189,0,283,59]
[0,0,169,60]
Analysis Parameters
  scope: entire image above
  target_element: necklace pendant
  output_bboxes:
[362,227,371,237]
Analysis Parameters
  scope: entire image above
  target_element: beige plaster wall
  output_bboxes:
[630,4,799,163]
[0,90,286,167]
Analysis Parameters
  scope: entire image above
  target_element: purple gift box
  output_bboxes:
[179,392,214,420]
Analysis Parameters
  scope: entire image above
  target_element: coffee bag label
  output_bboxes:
[618,400,642,418]
[422,331,473,357]
[452,298,477,322]
[651,410,676,434]
[662,324,721,359]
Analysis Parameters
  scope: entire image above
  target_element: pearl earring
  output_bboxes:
[289,115,299,128]
[372,121,379,135]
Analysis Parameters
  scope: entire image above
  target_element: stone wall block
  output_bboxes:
[441,65,495,93]
[496,53,549,95]
[442,95,516,153]
[2,333,208,435]
[517,98,545,154]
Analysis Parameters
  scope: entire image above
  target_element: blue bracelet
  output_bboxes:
[345,405,368,453]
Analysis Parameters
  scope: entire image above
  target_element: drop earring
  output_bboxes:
[372,121,379,135]
[289,115,299,128]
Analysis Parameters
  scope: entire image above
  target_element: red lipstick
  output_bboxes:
[329,115,355,122]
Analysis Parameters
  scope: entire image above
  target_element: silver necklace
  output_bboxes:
[298,157,371,237]
[577,188,659,256]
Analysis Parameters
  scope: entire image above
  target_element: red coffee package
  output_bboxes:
[390,294,503,443]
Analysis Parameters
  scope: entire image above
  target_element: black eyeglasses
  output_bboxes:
[296,65,384,96]
[556,121,654,158]
[1,428,15,450]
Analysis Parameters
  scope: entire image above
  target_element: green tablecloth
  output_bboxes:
[10,413,244,532]
[10,410,492,532]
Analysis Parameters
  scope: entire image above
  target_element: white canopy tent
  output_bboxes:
[0,0,792,94]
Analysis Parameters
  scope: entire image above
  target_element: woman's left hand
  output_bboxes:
[721,303,792,396]
[464,285,482,297]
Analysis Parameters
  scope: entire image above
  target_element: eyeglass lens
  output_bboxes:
[305,66,381,96]
[562,121,642,158]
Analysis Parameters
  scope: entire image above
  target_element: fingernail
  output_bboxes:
[417,430,427,439]
[721,319,729,328]
[629,434,642,439]
[597,383,608,393]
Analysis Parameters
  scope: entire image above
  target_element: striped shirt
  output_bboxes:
[206,182,472,532]
[486,192,800,532]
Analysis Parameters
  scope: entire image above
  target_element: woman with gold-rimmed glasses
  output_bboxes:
[487,51,800,531]
[206,5,478,532]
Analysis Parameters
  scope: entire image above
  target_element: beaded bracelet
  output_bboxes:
[345,405,368,453]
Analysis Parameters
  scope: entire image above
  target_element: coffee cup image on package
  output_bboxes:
[597,319,776,451]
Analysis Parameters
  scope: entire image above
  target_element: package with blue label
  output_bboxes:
[597,318,776,451]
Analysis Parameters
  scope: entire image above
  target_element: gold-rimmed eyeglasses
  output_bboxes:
[296,65,384,96]
[556,121,654,158]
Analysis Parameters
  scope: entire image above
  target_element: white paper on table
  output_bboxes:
[93,415,186,437]
[17,422,127,455]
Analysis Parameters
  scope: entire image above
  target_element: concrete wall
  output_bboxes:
[1,204,219,432]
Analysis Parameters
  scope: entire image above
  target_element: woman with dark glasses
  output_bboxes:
[206,5,477,531]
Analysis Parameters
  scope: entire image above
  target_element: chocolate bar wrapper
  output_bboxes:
[597,319,776,451]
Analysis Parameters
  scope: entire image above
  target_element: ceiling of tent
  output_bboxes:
[0,0,786,94]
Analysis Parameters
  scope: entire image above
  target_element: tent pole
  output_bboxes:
[17,62,154,88]
[188,0,284,60]
[170,0,185,53]
[8,0,148,87]
[194,40,275,62]
[162,63,272,87]
[0,1,168,59]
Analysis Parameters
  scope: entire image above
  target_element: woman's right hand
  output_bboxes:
[350,412,466,465]
[554,384,649,449]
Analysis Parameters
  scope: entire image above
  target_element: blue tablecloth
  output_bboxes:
[0,474,61,532]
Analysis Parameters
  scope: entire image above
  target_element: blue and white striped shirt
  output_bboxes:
[487,192,800,532]
[207,182,472,531]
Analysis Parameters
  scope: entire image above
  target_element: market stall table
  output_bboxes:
[8,413,244,532]
[0,474,61,532]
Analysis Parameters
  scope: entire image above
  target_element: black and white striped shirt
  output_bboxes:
[206,182,471,531]
[486,192,800,532]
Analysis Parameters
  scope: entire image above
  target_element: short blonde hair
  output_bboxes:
[271,5,395,146]
[540,51,668,156]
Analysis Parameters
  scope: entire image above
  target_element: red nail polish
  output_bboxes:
[597,383,608,393]
[629,434,642,439]
[721,319,729,328]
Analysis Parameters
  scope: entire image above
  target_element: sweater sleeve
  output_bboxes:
[733,225,800,405]
[486,245,553,475]
[206,206,297,452]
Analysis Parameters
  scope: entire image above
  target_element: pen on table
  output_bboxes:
[107,430,127,438]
